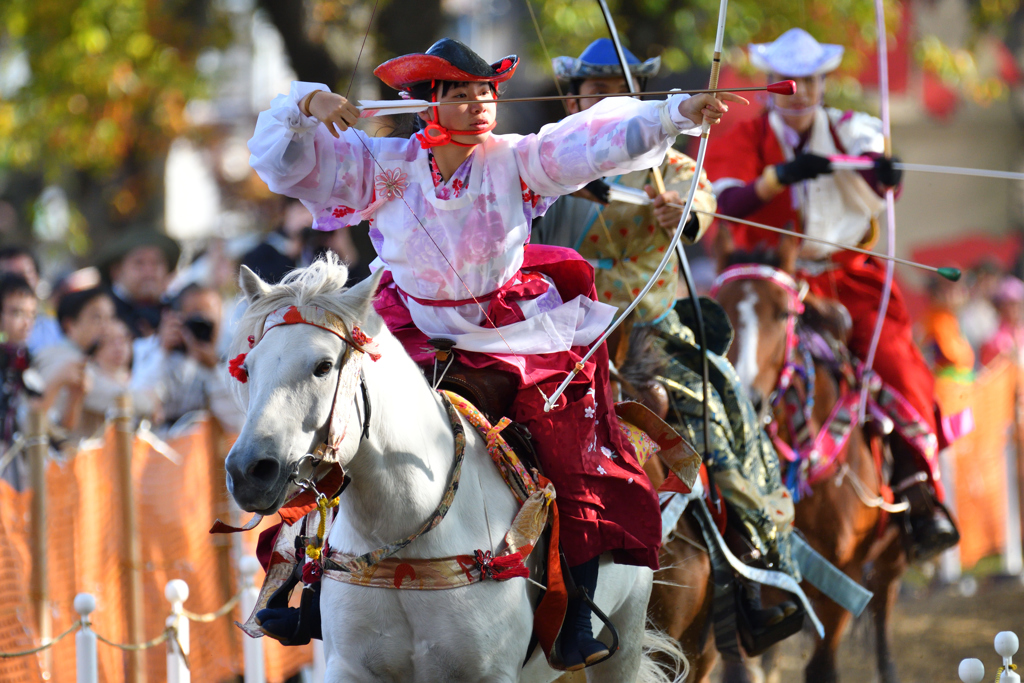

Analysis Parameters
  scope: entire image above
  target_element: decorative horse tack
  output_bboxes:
[239,390,557,640]
[713,264,936,499]
[231,304,380,463]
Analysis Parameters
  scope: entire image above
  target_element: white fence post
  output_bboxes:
[75,593,98,683]
[239,556,265,683]
[1003,429,1023,576]
[165,580,190,683]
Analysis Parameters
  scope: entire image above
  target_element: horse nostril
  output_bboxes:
[247,457,280,485]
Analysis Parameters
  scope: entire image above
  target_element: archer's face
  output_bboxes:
[568,77,631,114]
[432,82,497,144]
[771,74,824,133]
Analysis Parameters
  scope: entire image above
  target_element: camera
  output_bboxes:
[183,316,215,343]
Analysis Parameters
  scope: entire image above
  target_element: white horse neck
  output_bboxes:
[330,332,518,556]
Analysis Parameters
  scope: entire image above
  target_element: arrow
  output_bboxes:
[605,183,961,280]
[829,155,1024,182]
[357,81,796,117]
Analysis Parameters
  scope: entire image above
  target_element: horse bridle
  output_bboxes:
[710,264,808,405]
[232,304,379,496]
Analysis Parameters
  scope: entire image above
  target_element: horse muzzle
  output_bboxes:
[225,443,292,513]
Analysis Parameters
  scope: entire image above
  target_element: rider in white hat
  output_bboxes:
[705,28,959,563]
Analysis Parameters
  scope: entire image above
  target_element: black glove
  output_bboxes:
[873,155,903,188]
[681,213,701,243]
[774,153,833,185]
[256,581,322,645]
[582,179,610,204]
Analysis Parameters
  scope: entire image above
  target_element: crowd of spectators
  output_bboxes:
[917,258,1024,379]
[0,200,366,488]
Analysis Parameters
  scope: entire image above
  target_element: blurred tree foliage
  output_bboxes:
[0,0,231,246]
[527,0,1020,106]
[0,0,1018,251]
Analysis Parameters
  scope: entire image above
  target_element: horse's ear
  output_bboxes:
[239,265,272,304]
[777,234,799,275]
[345,269,385,324]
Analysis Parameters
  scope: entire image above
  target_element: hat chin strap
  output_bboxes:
[415,83,497,149]
[416,120,496,148]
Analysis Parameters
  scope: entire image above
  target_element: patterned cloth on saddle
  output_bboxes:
[652,301,799,579]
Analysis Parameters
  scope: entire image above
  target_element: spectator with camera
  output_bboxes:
[132,284,243,433]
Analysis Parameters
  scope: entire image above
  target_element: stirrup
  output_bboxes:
[736,587,805,656]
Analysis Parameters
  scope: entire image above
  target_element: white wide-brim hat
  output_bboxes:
[748,28,844,77]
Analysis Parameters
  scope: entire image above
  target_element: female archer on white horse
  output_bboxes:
[248,37,742,669]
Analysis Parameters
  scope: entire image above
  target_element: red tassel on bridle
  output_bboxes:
[229,353,248,383]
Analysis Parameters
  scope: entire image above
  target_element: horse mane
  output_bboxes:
[228,254,368,406]
[619,325,668,389]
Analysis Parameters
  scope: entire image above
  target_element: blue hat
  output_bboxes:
[748,29,844,77]
[552,38,661,80]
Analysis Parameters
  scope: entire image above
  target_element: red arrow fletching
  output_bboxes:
[766,80,797,95]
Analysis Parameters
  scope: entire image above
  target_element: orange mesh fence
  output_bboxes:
[0,417,312,682]
[0,480,43,683]
[936,357,1018,569]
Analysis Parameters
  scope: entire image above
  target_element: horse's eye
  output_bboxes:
[314,360,333,378]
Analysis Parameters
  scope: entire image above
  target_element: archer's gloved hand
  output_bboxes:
[681,213,703,245]
[873,155,903,188]
[774,153,833,185]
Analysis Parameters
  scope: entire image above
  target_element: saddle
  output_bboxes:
[421,339,539,470]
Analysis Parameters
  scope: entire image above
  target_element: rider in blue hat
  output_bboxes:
[534,38,804,638]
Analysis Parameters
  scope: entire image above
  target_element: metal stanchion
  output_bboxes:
[114,393,146,683]
[165,580,190,683]
[27,408,51,679]
[75,594,98,683]
[239,556,265,683]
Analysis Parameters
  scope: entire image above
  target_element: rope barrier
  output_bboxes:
[94,627,171,651]
[0,590,244,659]
[181,591,242,623]
[0,620,81,658]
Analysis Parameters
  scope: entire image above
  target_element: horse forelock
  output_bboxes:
[229,255,386,407]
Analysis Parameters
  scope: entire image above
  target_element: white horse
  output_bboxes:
[224,256,683,683]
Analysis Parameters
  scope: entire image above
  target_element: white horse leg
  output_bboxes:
[585,562,665,683]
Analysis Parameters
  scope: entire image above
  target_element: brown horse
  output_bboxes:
[712,245,907,683]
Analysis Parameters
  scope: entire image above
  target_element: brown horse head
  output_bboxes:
[710,247,803,416]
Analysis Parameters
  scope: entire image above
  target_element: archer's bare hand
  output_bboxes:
[644,185,684,230]
[307,92,360,137]
[677,92,748,127]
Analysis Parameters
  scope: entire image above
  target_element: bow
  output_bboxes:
[593,0,713,471]
[858,0,897,419]
[542,0,732,412]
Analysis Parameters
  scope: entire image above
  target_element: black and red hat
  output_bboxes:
[374,38,518,92]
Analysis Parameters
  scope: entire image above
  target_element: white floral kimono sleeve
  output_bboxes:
[248,82,376,229]
[515,94,701,198]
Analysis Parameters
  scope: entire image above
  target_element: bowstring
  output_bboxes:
[345,0,381,100]
[348,132,542,386]
[523,0,570,115]
[341,7,550,401]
